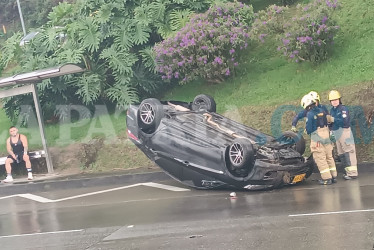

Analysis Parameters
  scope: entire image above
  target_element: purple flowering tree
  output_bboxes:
[278,0,340,63]
[154,2,254,84]
[250,0,340,64]
[250,4,289,43]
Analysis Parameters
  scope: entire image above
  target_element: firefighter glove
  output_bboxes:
[291,126,297,132]
[326,115,334,123]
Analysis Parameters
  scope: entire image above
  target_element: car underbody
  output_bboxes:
[127,95,313,190]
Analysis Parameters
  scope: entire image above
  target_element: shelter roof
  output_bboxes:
[0,64,85,88]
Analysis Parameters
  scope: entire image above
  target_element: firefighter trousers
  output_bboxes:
[333,128,358,177]
[311,127,337,180]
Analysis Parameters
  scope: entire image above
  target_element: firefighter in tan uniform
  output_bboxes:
[328,90,358,180]
[291,91,329,132]
[301,95,337,185]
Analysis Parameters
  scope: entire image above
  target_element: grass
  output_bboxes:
[0,109,127,156]
[1,0,374,171]
[164,0,374,113]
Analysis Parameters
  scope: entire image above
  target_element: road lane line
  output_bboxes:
[0,229,84,239]
[18,194,54,203]
[54,183,142,202]
[0,195,17,201]
[142,182,190,191]
[289,208,374,217]
[0,182,190,203]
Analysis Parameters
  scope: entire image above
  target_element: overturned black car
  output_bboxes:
[126,94,314,190]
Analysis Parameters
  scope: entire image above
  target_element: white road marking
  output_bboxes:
[18,194,53,203]
[289,208,374,217]
[0,195,17,201]
[0,182,190,203]
[0,229,83,239]
[142,182,190,191]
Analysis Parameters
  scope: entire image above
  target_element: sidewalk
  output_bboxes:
[1,163,373,196]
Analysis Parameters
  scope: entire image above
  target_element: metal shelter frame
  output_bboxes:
[0,64,85,173]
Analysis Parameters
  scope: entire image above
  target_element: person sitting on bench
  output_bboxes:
[3,126,33,183]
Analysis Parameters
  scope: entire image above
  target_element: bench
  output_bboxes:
[0,150,45,165]
[0,150,46,175]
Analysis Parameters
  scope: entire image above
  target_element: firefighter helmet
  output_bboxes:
[309,91,320,102]
[328,90,341,101]
[301,94,316,109]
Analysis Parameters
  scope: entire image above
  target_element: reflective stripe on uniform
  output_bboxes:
[320,168,331,174]
[345,166,357,171]
[329,167,337,171]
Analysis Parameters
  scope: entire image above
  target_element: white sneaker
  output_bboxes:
[3,176,14,183]
[28,172,33,180]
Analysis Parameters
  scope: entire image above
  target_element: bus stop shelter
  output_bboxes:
[0,64,85,173]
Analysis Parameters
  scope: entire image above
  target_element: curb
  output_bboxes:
[0,171,171,196]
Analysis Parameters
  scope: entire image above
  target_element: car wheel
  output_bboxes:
[137,98,164,134]
[191,94,216,112]
[228,138,255,175]
[305,155,316,178]
[279,131,306,155]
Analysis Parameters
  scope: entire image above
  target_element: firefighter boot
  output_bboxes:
[332,176,338,183]
[343,174,357,180]
[318,179,332,185]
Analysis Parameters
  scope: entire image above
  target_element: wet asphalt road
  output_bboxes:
[0,173,373,250]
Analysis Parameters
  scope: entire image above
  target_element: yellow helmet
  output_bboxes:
[300,94,316,109]
[308,91,320,102]
[328,90,341,101]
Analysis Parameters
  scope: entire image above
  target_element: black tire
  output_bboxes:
[137,98,164,134]
[278,131,306,155]
[191,94,216,112]
[227,138,255,175]
[305,155,317,178]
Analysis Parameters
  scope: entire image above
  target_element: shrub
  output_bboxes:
[154,2,254,84]
[250,4,289,42]
[250,0,340,64]
[277,0,340,63]
[279,0,298,6]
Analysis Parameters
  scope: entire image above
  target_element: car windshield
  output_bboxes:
[20,31,39,46]
[19,27,67,46]
[21,31,39,42]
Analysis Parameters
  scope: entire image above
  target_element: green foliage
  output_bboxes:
[132,22,151,45]
[2,96,23,124]
[1,0,215,122]
[163,0,374,113]
[251,0,340,64]
[154,1,254,84]
[114,22,134,50]
[132,64,166,96]
[48,2,75,26]
[105,84,139,110]
[278,0,340,63]
[251,5,290,40]
[149,0,167,22]
[74,73,103,104]
[279,0,298,6]
[170,9,193,31]
[77,17,101,53]
[100,45,137,76]
[0,32,23,69]
[139,47,158,73]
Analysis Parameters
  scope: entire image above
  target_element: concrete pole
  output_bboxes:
[31,83,54,174]
[16,0,27,36]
